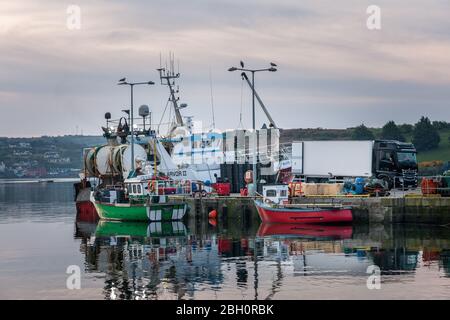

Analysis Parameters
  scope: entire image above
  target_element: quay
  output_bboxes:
[169,194,450,225]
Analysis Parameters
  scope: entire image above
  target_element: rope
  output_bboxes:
[157,97,171,134]
[209,68,216,129]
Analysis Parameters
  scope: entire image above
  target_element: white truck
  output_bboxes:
[291,140,418,188]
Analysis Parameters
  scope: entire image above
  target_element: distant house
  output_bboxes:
[9,143,31,149]
[13,150,32,157]
[15,161,32,168]
[48,157,71,164]
[48,168,71,175]
[13,167,25,177]
[44,151,60,159]
[18,142,31,149]
[25,167,47,178]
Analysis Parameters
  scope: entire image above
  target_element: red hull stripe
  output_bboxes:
[76,201,99,222]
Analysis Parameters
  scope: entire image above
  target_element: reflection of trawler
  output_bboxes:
[76,220,223,299]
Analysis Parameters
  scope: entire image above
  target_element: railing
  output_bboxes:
[150,179,192,196]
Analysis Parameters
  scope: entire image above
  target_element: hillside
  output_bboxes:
[416,129,450,162]
[0,135,105,178]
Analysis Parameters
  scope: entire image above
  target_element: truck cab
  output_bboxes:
[373,140,418,188]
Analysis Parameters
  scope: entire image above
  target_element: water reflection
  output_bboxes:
[2,182,450,299]
[74,219,450,300]
[76,220,222,300]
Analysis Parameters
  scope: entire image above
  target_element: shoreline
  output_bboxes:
[0,177,80,184]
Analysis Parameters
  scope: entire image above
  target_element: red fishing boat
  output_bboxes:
[254,185,353,224]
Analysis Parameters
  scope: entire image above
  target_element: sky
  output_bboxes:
[0,0,450,137]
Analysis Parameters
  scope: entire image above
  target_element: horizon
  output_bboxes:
[0,119,433,139]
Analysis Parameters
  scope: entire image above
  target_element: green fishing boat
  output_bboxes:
[91,175,191,222]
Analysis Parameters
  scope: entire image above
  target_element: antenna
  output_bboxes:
[171,52,175,75]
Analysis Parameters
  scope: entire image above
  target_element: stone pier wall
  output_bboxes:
[170,195,450,225]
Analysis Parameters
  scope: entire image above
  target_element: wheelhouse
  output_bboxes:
[125,176,192,200]
[262,184,289,205]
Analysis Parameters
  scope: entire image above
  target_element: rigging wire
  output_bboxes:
[157,97,171,134]
[167,97,173,135]
[209,67,216,130]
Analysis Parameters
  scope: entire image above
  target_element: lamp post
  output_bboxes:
[118,78,155,173]
[228,62,277,187]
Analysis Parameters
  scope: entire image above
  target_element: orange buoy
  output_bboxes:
[208,209,218,219]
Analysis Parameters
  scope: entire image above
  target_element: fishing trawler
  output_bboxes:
[75,57,289,219]
[91,175,190,222]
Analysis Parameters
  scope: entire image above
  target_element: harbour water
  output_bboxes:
[1,181,450,300]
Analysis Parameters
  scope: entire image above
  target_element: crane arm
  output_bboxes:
[241,72,278,129]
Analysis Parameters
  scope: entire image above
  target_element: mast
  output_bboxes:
[158,54,184,133]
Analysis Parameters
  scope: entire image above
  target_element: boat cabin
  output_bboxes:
[262,184,289,205]
[125,176,192,199]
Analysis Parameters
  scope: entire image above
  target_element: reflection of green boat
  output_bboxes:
[95,220,187,238]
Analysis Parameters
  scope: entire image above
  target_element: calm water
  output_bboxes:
[1,182,450,300]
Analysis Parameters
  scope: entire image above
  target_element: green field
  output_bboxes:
[417,130,450,162]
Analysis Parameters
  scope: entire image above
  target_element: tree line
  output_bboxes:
[351,117,448,152]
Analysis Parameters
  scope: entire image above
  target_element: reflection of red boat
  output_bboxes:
[254,200,353,224]
[257,223,353,240]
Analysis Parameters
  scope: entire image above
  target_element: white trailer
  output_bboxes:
[291,141,374,178]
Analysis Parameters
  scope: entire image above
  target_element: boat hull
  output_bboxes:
[76,201,99,222]
[254,200,352,224]
[75,186,99,222]
[92,200,188,222]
